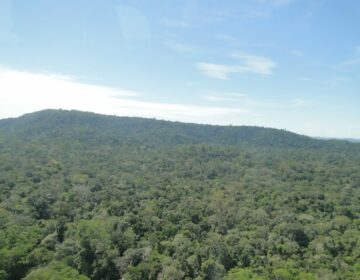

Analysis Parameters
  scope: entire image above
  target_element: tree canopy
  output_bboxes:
[0,110,359,279]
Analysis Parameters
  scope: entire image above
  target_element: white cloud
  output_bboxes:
[0,67,253,124]
[2,67,356,138]
[231,53,277,75]
[196,63,241,80]
[197,54,276,80]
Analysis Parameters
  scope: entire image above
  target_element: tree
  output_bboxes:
[24,261,89,280]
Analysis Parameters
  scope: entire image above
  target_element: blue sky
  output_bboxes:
[0,0,359,138]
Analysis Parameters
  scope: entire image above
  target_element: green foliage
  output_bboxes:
[24,261,89,280]
[58,219,119,279]
[0,224,43,279]
[225,268,265,279]
[0,110,359,280]
[201,259,226,280]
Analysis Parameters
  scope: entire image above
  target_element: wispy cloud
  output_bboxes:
[0,67,254,124]
[299,77,311,81]
[196,63,241,80]
[356,45,360,53]
[196,53,276,80]
[231,53,277,75]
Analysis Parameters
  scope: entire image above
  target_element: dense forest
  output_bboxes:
[0,109,359,280]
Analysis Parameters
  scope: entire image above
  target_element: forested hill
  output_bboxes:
[0,109,354,150]
[0,110,360,280]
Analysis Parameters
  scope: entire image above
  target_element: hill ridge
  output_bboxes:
[0,109,356,150]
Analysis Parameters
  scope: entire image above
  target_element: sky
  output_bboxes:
[0,0,359,138]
